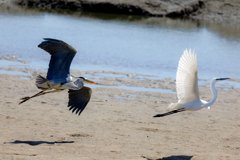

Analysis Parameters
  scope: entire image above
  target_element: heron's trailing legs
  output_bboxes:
[19,89,63,105]
[153,108,185,117]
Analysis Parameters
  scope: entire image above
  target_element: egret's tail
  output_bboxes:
[153,108,185,118]
[168,103,181,110]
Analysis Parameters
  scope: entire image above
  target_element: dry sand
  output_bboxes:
[0,58,240,160]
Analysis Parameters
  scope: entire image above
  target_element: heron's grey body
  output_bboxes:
[36,75,83,90]
[19,38,94,116]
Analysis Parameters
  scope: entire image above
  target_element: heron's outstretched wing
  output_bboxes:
[38,38,77,80]
[176,49,200,103]
[68,86,92,116]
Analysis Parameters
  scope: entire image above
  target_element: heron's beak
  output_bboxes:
[84,79,97,84]
[219,78,229,81]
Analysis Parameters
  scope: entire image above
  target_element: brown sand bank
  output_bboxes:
[10,0,240,23]
[0,62,240,159]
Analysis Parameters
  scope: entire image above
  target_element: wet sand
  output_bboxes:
[0,57,240,160]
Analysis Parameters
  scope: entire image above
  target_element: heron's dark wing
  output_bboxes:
[68,86,92,116]
[38,38,77,80]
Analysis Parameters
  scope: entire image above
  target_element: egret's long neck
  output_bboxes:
[205,80,218,107]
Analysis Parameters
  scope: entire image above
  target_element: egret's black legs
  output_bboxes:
[153,108,185,117]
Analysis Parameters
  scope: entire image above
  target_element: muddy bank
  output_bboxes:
[14,0,199,17]
[12,0,240,23]
[193,0,240,23]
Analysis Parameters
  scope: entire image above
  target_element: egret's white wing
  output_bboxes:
[176,49,200,103]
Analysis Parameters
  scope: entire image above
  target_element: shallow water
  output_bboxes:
[1,4,240,80]
[0,69,29,76]
[90,85,176,94]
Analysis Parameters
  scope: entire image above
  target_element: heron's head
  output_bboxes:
[213,77,229,83]
[78,77,96,84]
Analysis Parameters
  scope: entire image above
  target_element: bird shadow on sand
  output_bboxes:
[7,140,74,146]
[142,155,193,160]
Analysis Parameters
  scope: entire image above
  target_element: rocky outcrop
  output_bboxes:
[193,0,240,23]
[15,0,199,17]
[12,0,240,22]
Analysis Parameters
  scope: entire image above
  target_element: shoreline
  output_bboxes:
[1,57,240,92]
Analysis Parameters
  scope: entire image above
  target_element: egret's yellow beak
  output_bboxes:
[85,79,97,84]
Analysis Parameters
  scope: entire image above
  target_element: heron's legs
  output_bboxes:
[38,89,64,97]
[19,89,48,104]
[19,89,63,105]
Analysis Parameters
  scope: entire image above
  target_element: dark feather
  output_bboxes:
[35,75,48,90]
[36,75,48,84]
[153,108,185,118]
[68,86,92,116]
[38,38,77,80]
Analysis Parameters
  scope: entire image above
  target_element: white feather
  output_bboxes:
[176,49,200,103]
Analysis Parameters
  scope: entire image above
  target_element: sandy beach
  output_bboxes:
[0,57,240,160]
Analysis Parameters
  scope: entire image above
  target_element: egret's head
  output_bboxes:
[213,77,229,83]
[79,77,96,84]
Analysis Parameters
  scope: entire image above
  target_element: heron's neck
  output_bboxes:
[204,81,218,107]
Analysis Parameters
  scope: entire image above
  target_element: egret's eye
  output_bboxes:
[216,78,220,81]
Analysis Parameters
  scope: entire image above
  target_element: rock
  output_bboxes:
[11,0,240,22]
[15,0,199,17]
[192,0,240,22]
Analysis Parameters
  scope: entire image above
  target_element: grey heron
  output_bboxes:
[19,38,96,116]
[153,49,229,117]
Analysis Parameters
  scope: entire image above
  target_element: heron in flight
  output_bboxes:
[153,49,229,117]
[19,38,96,116]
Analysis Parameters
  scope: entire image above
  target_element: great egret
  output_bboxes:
[19,38,96,116]
[153,49,229,117]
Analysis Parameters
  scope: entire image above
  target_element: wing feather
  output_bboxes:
[176,49,200,103]
[38,38,77,80]
[68,86,92,116]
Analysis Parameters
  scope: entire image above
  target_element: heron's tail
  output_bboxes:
[153,108,185,118]
[36,75,49,89]
[36,75,48,84]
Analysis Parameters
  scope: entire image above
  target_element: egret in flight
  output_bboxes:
[153,49,229,117]
[19,38,96,116]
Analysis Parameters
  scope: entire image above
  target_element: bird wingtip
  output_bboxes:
[42,38,63,42]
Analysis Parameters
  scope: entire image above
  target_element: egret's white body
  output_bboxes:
[154,49,229,117]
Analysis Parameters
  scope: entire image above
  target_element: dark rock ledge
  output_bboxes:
[10,0,240,23]
[13,0,200,17]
